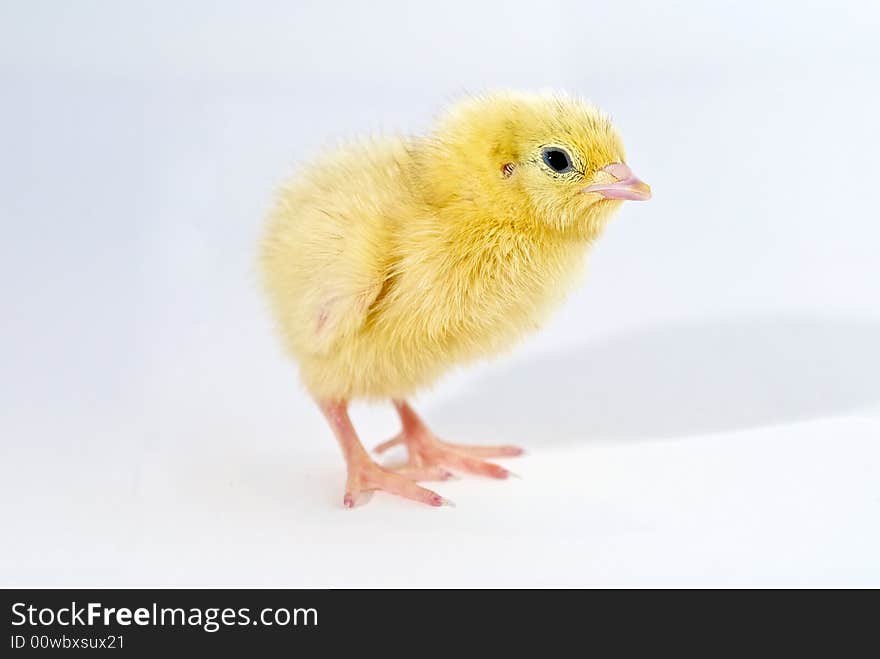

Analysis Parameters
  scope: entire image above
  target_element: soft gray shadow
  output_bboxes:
[430,315,880,444]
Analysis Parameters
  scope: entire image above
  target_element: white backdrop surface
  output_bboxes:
[2,1,878,586]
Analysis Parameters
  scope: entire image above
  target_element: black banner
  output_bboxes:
[1,588,871,654]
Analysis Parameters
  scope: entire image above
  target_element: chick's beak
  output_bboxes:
[582,163,651,201]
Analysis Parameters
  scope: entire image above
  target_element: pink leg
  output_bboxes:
[374,400,524,479]
[319,399,452,508]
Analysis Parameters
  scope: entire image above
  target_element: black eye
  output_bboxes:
[541,147,573,174]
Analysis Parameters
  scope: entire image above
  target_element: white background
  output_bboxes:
[2,0,878,586]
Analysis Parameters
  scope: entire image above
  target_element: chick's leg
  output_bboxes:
[318,400,451,508]
[375,400,523,479]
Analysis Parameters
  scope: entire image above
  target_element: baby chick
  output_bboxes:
[260,91,650,508]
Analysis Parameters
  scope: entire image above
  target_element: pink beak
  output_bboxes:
[582,163,651,201]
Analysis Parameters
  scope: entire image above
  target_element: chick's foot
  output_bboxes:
[319,399,452,509]
[374,400,523,479]
[343,457,453,509]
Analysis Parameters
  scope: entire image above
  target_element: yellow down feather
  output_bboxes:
[260,90,630,400]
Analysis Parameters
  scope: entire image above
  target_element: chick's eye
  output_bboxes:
[541,148,573,174]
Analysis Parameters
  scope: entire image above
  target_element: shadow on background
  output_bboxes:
[430,315,880,444]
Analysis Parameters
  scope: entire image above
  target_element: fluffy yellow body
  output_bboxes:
[260,92,627,400]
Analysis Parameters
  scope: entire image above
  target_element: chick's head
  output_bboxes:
[421,91,650,239]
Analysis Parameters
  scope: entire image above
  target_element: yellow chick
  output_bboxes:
[260,90,650,508]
